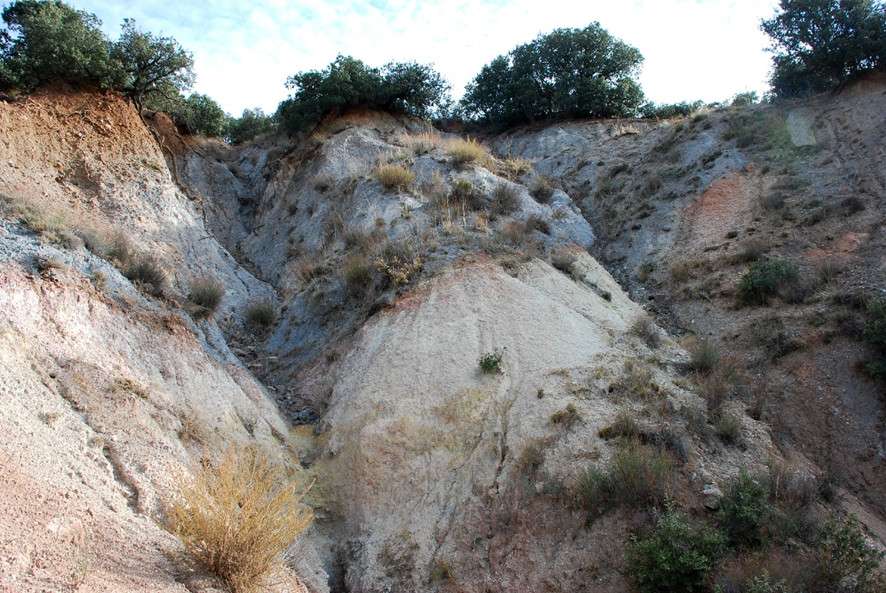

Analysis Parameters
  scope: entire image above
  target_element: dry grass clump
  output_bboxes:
[598,410,640,440]
[576,440,673,518]
[169,447,313,593]
[525,214,550,235]
[374,240,423,286]
[490,184,520,216]
[188,277,225,319]
[497,156,533,180]
[123,256,168,297]
[631,315,661,349]
[612,359,662,400]
[446,137,490,166]
[375,163,415,191]
[396,131,443,155]
[550,403,581,428]
[530,177,555,203]
[342,253,375,298]
[244,299,277,329]
[687,338,720,374]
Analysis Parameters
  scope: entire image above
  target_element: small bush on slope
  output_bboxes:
[863,297,886,380]
[375,163,415,191]
[187,277,224,318]
[738,259,799,306]
[446,137,490,166]
[718,470,771,548]
[576,440,673,518]
[244,299,277,329]
[169,447,313,593]
[626,507,726,593]
[808,515,885,593]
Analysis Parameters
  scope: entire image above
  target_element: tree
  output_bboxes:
[762,0,886,97]
[461,23,645,125]
[111,19,194,111]
[227,108,276,144]
[277,55,450,133]
[145,90,227,137]
[0,0,117,90]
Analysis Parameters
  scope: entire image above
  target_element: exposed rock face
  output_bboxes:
[0,93,323,593]
[2,80,884,593]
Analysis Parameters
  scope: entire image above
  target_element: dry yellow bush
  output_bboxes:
[375,163,415,191]
[396,131,443,155]
[169,447,313,593]
[498,156,533,179]
[446,137,491,166]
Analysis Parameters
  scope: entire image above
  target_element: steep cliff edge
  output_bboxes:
[1,82,884,593]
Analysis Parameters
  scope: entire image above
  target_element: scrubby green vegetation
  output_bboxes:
[0,1,233,136]
[626,507,726,593]
[478,349,504,374]
[640,101,703,119]
[227,108,276,144]
[277,55,449,133]
[576,441,673,518]
[461,22,645,125]
[863,297,886,380]
[762,0,886,97]
[738,258,800,305]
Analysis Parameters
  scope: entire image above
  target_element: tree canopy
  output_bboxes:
[762,0,886,97]
[227,108,277,144]
[111,18,194,110]
[276,55,449,133]
[460,23,645,125]
[0,0,117,90]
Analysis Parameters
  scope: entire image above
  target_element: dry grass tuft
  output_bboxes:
[375,163,415,191]
[446,137,491,166]
[188,277,225,319]
[169,447,313,593]
[396,131,443,155]
[498,156,533,179]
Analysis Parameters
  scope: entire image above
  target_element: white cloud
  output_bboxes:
[73,0,780,114]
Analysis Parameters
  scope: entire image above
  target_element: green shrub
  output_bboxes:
[245,300,277,329]
[863,297,886,380]
[188,277,225,318]
[461,23,645,125]
[478,349,504,374]
[738,259,799,306]
[576,441,673,517]
[809,515,885,593]
[762,0,886,98]
[626,507,726,593]
[277,56,449,133]
[718,470,771,548]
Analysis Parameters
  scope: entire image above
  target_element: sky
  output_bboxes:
[67,0,781,115]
